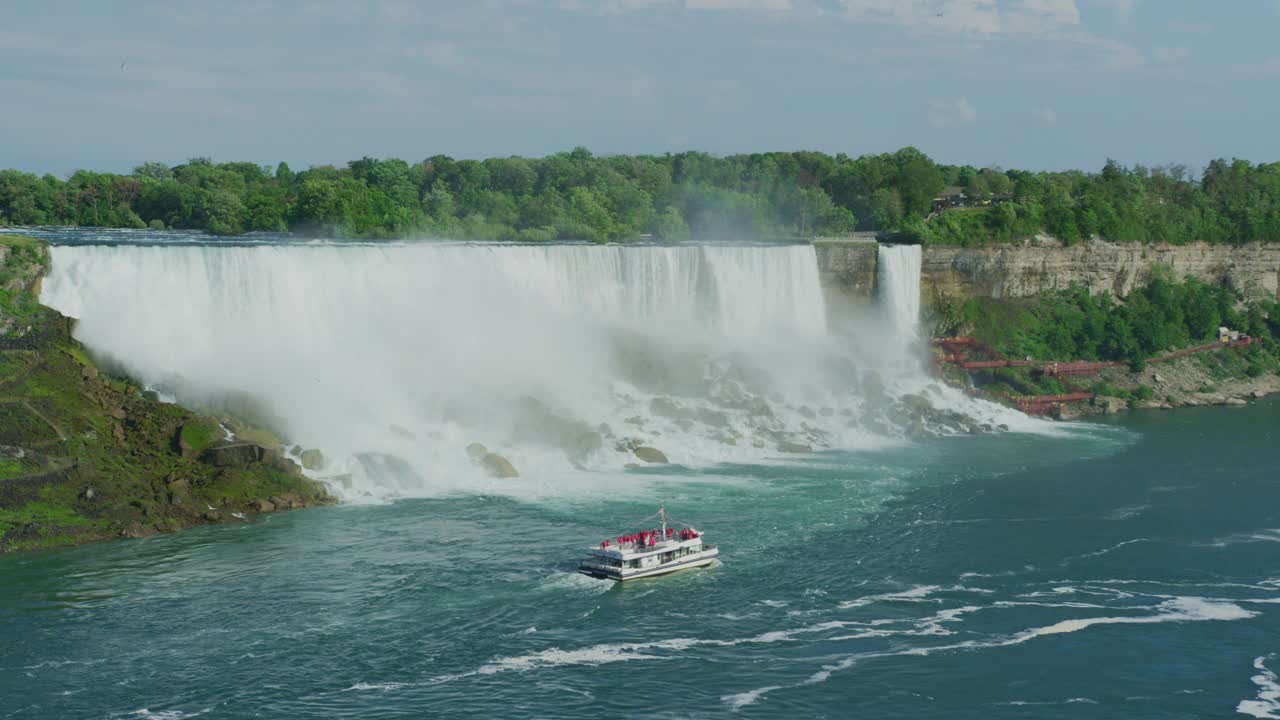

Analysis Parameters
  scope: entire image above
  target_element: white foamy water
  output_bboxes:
[1239,656,1280,719]
[41,241,1042,499]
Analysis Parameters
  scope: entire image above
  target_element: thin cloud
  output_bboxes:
[1153,46,1189,63]
[557,0,1142,67]
[929,97,977,127]
[406,43,467,70]
[1032,105,1057,125]
[1093,0,1136,18]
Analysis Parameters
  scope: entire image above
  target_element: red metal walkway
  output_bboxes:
[933,336,1257,415]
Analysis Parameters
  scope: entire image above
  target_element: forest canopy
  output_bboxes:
[2,149,1279,245]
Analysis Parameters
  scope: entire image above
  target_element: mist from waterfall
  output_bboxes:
[40,239,1038,500]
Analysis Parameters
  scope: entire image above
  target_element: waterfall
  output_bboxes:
[877,243,922,343]
[40,239,1036,499]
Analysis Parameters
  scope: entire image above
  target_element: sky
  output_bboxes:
[2,0,1278,176]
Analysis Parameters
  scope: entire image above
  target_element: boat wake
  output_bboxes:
[1240,655,1280,719]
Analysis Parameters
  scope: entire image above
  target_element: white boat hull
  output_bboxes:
[578,547,719,582]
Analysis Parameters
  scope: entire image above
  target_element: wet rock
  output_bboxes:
[1251,390,1267,399]
[269,494,299,509]
[200,443,267,467]
[1095,396,1127,415]
[318,473,353,490]
[466,443,488,461]
[389,424,416,440]
[694,408,730,428]
[633,446,668,464]
[564,431,603,462]
[252,498,276,513]
[1152,372,1165,385]
[480,452,519,478]
[119,523,157,539]
[997,424,1010,432]
[901,394,932,415]
[269,453,302,476]
[1225,397,1248,406]
[204,511,223,522]
[300,448,325,471]
[777,441,812,453]
[650,397,687,420]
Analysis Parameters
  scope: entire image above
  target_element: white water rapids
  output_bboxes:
[40,241,1038,499]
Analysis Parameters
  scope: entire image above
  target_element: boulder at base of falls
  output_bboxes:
[480,452,519,478]
[565,431,603,461]
[466,443,488,461]
[299,448,325,471]
[900,393,933,415]
[268,452,302,476]
[389,424,416,440]
[633,446,668,464]
[777,441,812,453]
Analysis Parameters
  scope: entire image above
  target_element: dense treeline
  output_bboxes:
[2,148,1279,244]
[960,272,1279,370]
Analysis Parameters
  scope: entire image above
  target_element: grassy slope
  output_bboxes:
[0,236,332,552]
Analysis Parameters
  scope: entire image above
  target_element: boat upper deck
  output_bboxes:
[586,536,709,561]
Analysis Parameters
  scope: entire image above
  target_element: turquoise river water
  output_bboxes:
[2,399,1277,719]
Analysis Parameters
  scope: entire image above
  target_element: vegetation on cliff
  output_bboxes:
[943,272,1279,369]
[3,149,1278,245]
[0,236,331,552]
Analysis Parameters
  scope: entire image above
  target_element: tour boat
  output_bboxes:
[578,507,719,581]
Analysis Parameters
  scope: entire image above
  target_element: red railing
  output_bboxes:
[934,335,1257,415]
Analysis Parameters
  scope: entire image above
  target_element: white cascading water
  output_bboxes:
[40,241,1040,500]
[877,244,924,356]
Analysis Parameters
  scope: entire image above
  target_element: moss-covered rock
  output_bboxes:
[0,235,334,554]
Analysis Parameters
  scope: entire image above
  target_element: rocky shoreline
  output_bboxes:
[1057,353,1280,420]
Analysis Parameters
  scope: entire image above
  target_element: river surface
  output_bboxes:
[2,400,1277,719]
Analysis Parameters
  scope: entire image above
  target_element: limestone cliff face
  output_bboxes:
[922,238,1280,302]
[813,237,878,306]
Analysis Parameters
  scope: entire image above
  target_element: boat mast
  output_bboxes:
[660,506,667,540]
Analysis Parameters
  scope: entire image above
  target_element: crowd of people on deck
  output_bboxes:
[599,527,700,549]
